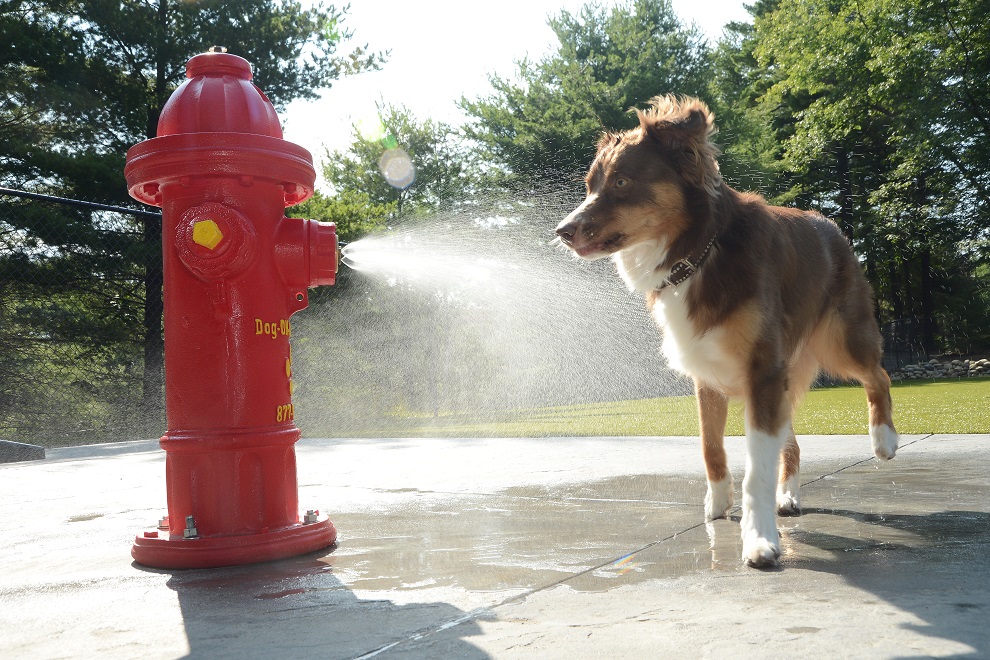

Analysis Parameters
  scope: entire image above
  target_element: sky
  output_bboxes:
[281,0,751,191]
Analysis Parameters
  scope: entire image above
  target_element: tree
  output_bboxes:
[0,0,383,429]
[720,0,990,354]
[293,106,505,423]
[321,103,477,217]
[0,191,153,443]
[707,1,794,196]
[460,0,712,182]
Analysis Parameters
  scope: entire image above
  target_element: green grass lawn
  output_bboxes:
[347,377,990,437]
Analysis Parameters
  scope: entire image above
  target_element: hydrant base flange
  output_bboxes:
[132,518,336,570]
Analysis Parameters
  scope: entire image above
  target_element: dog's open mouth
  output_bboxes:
[575,232,625,257]
[557,216,628,257]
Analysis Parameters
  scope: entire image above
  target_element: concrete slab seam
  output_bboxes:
[798,433,933,490]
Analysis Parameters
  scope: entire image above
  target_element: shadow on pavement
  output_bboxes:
[785,508,990,658]
[136,549,489,659]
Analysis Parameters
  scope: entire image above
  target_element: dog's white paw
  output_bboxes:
[740,502,781,567]
[705,477,734,521]
[870,424,899,461]
[776,474,801,516]
[742,532,781,568]
[776,491,801,516]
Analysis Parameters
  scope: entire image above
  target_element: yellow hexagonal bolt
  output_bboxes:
[192,219,224,250]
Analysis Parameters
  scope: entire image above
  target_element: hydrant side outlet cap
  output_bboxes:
[157,52,282,139]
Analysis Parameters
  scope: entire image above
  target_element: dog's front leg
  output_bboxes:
[696,381,733,521]
[742,423,788,566]
[741,366,789,567]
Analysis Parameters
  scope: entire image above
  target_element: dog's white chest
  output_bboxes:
[614,245,745,394]
[652,287,744,394]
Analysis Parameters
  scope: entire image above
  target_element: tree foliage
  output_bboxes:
[460,0,711,182]
[0,0,383,198]
[725,0,990,351]
[290,189,393,243]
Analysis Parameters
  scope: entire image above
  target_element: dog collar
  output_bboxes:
[657,234,717,292]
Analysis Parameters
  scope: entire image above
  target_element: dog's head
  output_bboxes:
[555,95,721,260]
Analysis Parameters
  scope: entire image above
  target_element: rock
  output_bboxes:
[891,357,989,380]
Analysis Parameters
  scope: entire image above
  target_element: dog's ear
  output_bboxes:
[637,96,722,196]
[638,102,710,145]
[596,131,622,152]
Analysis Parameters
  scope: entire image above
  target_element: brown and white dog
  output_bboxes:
[555,95,898,567]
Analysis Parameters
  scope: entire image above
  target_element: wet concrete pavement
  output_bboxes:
[2,433,989,658]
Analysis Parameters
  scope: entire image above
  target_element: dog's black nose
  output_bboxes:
[556,222,577,244]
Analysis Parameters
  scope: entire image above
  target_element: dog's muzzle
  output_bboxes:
[555,219,578,246]
[555,206,588,247]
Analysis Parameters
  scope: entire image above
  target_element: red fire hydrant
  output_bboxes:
[124,51,337,569]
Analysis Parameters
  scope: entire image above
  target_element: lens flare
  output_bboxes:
[356,115,386,142]
[379,148,415,189]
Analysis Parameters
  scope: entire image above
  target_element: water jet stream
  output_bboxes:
[294,195,689,435]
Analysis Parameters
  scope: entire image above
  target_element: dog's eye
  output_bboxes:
[614,177,629,188]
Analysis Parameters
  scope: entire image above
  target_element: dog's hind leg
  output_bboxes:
[814,311,899,461]
[842,315,898,460]
[776,350,817,516]
[696,381,733,521]
[862,365,898,460]
[776,428,801,515]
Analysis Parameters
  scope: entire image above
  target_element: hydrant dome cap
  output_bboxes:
[186,52,253,81]
[157,51,282,139]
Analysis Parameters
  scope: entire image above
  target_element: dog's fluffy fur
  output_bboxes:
[556,95,898,567]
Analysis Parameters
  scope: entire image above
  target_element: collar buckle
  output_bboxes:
[657,234,718,292]
[661,258,697,290]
